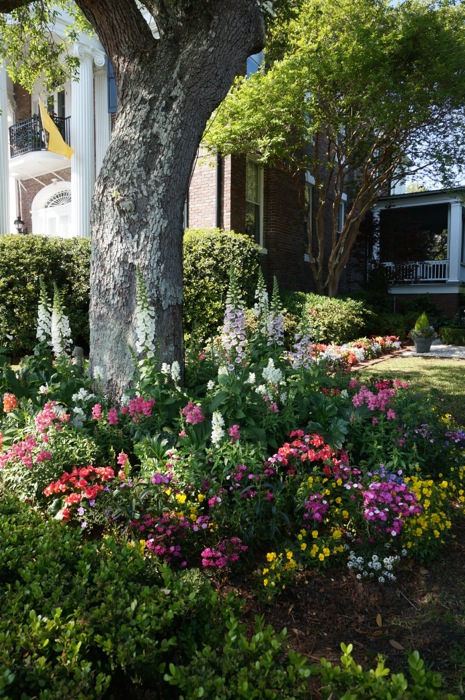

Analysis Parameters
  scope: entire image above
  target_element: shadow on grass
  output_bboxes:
[358,357,465,424]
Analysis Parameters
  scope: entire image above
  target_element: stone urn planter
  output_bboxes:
[413,337,433,353]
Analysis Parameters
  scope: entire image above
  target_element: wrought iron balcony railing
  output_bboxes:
[9,114,71,158]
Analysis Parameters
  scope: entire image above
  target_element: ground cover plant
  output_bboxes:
[0,271,464,697]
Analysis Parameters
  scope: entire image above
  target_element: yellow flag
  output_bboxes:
[39,100,74,159]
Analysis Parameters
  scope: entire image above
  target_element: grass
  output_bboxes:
[357,356,465,424]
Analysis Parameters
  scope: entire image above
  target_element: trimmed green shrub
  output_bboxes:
[0,235,90,357]
[364,311,411,340]
[183,228,261,339]
[280,291,372,345]
[439,326,465,345]
[0,492,236,697]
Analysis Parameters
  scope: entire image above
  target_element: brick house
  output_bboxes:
[0,15,345,297]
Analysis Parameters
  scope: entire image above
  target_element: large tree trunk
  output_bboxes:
[83,0,264,400]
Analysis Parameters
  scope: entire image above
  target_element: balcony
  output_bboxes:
[381,260,449,284]
[9,114,72,179]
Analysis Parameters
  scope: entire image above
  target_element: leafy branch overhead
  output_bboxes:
[206,0,465,295]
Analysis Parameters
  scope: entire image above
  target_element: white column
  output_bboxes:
[94,55,111,177]
[371,208,381,260]
[448,201,462,283]
[71,47,95,238]
[0,62,10,233]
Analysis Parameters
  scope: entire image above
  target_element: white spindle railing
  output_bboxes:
[381,260,449,284]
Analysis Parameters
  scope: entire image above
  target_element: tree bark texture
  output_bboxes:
[73,0,264,399]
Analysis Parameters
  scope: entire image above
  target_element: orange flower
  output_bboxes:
[3,393,17,413]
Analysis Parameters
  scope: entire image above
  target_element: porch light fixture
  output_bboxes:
[14,215,24,233]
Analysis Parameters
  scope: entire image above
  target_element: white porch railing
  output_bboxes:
[381,260,449,284]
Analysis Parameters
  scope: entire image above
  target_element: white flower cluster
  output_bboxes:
[253,274,285,347]
[51,285,72,358]
[340,344,366,362]
[36,302,51,343]
[262,358,283,384]
[71,388,96,404]
[36,279,52,344]
[160,361,181,384]
[347,550,400,583]
[211,411,225,446]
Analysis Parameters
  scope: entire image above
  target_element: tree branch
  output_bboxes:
[0,0,31,11]
[75,0,155,70]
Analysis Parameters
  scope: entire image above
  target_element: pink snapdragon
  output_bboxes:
[228,424,240,443]
[181,401,205,425]
[117,452,129,468]
[35,401,70,434]
[107,407,119,425]
[128,396,155,421]
[352,385,396,412]
[92,404,103,420]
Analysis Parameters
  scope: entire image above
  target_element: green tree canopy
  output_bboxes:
[205,0,465,295]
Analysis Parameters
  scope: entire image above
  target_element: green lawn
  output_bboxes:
[357,356,465,424]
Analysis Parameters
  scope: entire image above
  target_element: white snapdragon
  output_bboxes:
[71,388,95,404]
[170,360,181,384]
[161,363,171,375]
[207,380,215,391]
[51,285,72,358]
[246,372,256,385]
[262,358,283,384]
[211,411,225,446]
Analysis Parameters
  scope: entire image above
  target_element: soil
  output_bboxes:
[227,516,465,696]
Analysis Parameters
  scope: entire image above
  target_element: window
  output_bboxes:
[107,59,117,114]
[304,172,314,260]
[31,183,72,238]
[245,158,264,247]
[337,193,348,235]
[246,51,264,77]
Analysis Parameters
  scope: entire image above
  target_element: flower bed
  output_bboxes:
[0,272,463,697]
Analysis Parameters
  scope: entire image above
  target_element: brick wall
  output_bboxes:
[13,84,31,121]
[263,168,314,292]
[187,146,217,229]
[392,292,462,319]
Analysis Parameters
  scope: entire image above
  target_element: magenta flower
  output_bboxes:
[228,424,240,443]
[107,407,119,425]
[182,401,205,425]
[92,404,103,420]
[117,452,129,468]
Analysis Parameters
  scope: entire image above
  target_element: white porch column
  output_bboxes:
[0,62,10,233]
[371,207,381,261]
[94,55,111,177]
[448,201,462,283]
[71,47,95,238]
